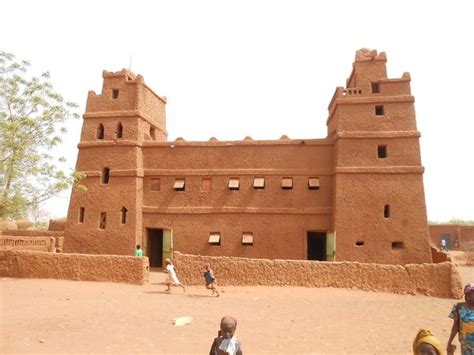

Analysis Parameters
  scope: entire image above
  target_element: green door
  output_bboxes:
[326,231,336,261]
[163,229,173,263]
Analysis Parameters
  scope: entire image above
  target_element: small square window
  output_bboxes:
[384,204,390,218]
[371,83,380,93]
[242,233,253,245]
[378,145,387,159]
[253,177,265,189]
[392,241,404,250]
[229,178,240,190]
[208,233,221,245]
[151,178,161,191]
[308,177,320,190]
[174,179,185,191]
[112,89,119,99]
[281,177,293,189]
[201,178,212,192]
[375,105,384,116]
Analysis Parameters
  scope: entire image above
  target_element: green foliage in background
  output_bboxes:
[428,219,474,226]
[0,51,83,218]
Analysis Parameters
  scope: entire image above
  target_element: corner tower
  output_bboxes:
[328,49,431,264]
[64,69,167,254]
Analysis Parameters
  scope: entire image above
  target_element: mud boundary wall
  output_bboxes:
[0,250,149,285]
[174,252,463,299]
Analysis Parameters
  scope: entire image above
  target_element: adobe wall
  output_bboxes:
[0,237,56,252]
[428,225,474,251]
[431,246,450,263]
[48,219,66,231]
[173,252,463,299]
[0,250,149,285]
[143,214,331,260]
[0,229,64,237]
[333,173,432,264]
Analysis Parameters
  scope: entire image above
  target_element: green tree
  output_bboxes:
[0,51,82,219]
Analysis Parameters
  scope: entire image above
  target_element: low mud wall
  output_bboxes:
[0,250,149,285]
[174,252,463,299]
[0,236,56,252]
[431,246,451,263]
[0,229,64,237]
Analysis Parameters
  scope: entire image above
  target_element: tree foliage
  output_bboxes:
[428,219,474,226]
[0,51,81,218]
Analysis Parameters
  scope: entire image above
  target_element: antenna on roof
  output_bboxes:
[129,54,132,70]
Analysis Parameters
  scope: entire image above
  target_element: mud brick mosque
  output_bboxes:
[63,49,432,267]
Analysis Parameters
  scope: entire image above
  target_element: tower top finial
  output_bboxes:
[355,49,386,62]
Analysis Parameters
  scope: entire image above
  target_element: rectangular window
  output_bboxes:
[281,177,293,189]
[228,178,240,190]
[392,241,404,249]
[378,145,387,159]
[375,105,384,116]
[99,212,107,230]
[201,178,212,192]
[308,177,320,190]
[102,167,110,184]
[112,89,119,99]
[253,177,265,189]
[121,207,127,224]
[208,232,221,245]
[151,178,161,191]
[242,232,254,245]
[173,178,185,191]
[79,207,85,223]
[371,82,380,93]
[384,204,390,218]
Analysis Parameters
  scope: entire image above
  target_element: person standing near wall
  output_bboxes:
[440,239,448,252]
[135,244,143,257]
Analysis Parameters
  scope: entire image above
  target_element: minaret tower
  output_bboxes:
[328,49,431,264]
[64,69,167,254]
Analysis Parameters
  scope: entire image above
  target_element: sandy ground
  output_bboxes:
[1,265,473,354]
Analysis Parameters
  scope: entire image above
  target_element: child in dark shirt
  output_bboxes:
[209,316,243,355]
[204,263,219,297]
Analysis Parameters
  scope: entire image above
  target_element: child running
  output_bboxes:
[204,263,219,297]
[447,283,474,354]
[164,258,186,293]
[209,316,243,355]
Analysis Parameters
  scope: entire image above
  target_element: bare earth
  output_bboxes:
[1,266,473,354]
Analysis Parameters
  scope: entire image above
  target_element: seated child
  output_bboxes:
[209,316,243,355]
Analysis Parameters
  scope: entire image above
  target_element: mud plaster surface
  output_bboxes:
[1,266,473,354]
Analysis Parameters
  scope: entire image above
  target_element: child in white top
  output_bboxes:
[164,258,185,293]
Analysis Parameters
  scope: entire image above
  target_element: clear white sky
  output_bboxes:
[2,0,473,222]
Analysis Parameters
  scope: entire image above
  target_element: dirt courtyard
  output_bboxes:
[1,266,472,354]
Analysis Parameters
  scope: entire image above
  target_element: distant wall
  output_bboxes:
[0,250,149,285]
[429,225,474,251]
[0,229,64,237]
[48,219,66,231]
[0,237,55,252]
[174,252,463,299]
